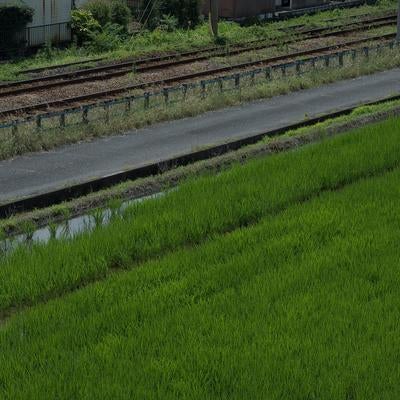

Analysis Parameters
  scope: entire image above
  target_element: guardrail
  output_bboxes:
[0,39,398,136]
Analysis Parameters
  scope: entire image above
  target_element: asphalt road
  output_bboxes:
[1,68,400,204]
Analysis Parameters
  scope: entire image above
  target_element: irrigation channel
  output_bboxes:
[0,30,396,121]
[0,192,165,257]
[2,91,400,220]
[0,12,395,100]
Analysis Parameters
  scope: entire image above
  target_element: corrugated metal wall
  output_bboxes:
[0,0,73,46]
[21,0,73,26]
[203,0,331,18]
[203,0,276,19]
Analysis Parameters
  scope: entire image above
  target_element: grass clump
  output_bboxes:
[0,115,400,314]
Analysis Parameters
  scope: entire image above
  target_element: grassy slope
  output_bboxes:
[0,1,395,81]
[1,144,400,398]
[1,116,400,315]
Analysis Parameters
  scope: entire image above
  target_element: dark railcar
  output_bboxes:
[202,0,329,18]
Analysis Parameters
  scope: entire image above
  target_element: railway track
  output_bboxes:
[0,13,395,99]
[0,32,394,120]
[1,91,400,218]
[17,10,395,76]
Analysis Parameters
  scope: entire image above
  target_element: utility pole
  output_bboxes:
[209,0,219,38]
[397,0,400,41]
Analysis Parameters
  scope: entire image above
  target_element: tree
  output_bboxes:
[0,3,34,56]
[110,0,131,30]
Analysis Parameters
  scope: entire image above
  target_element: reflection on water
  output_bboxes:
[0,192,164,256]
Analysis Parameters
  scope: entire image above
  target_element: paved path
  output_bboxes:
[1,68,400,204]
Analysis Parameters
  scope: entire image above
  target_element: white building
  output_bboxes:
[0,0,83,46]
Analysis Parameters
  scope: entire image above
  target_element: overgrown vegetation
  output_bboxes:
[1,116,400,397]
[139,0,202,29]
[71,0,131,48]
[83,0,131,29]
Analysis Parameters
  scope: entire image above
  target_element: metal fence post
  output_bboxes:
[104,104,110,123]
[265,67,271,81]
[324,55,330,67]
[125,99,131,113]
[144,92,150,109]
[281,64,286,77]
[12,122,18,136]
[218,78,223,93]
[250,71,255,85]
[234,74,240,89]
[182,83,188,100]
[36,115,42,131]
[163,87,169,105]
[59,113,65,128]
[296,61,301,75]
[82,107,89,124]
[200,81,206,99]
[338,52,344,67]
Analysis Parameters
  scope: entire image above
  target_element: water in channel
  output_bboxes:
[0,192,164,256]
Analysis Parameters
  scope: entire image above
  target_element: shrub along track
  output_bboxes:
[0,13,395,100]
[0,30,395,122]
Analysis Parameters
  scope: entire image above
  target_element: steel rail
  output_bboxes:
[0,13,395,98]
[1,91,400,218]
[0,32,394,119]
[15,11,394,76]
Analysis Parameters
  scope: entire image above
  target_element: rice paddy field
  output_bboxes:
[1,116,400,398]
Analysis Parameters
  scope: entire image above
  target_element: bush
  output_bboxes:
[136,0,162,30]
[110,0,131,30]
[158,14,179,32]
[71,9,101,45]
[139,0,201,29]
[82,0,131,30]
[83,0,111,26]
[87,23,124,52]
[163,0,201,28]
[0,2,33,55]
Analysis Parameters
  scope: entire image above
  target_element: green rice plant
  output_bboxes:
[91,208,105,228]
[48,221,58,240]
[0,227,6,257]
[20,220,36,243]
[0,161,399,398]
[0,116,400,313]
[107,197,123,221]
